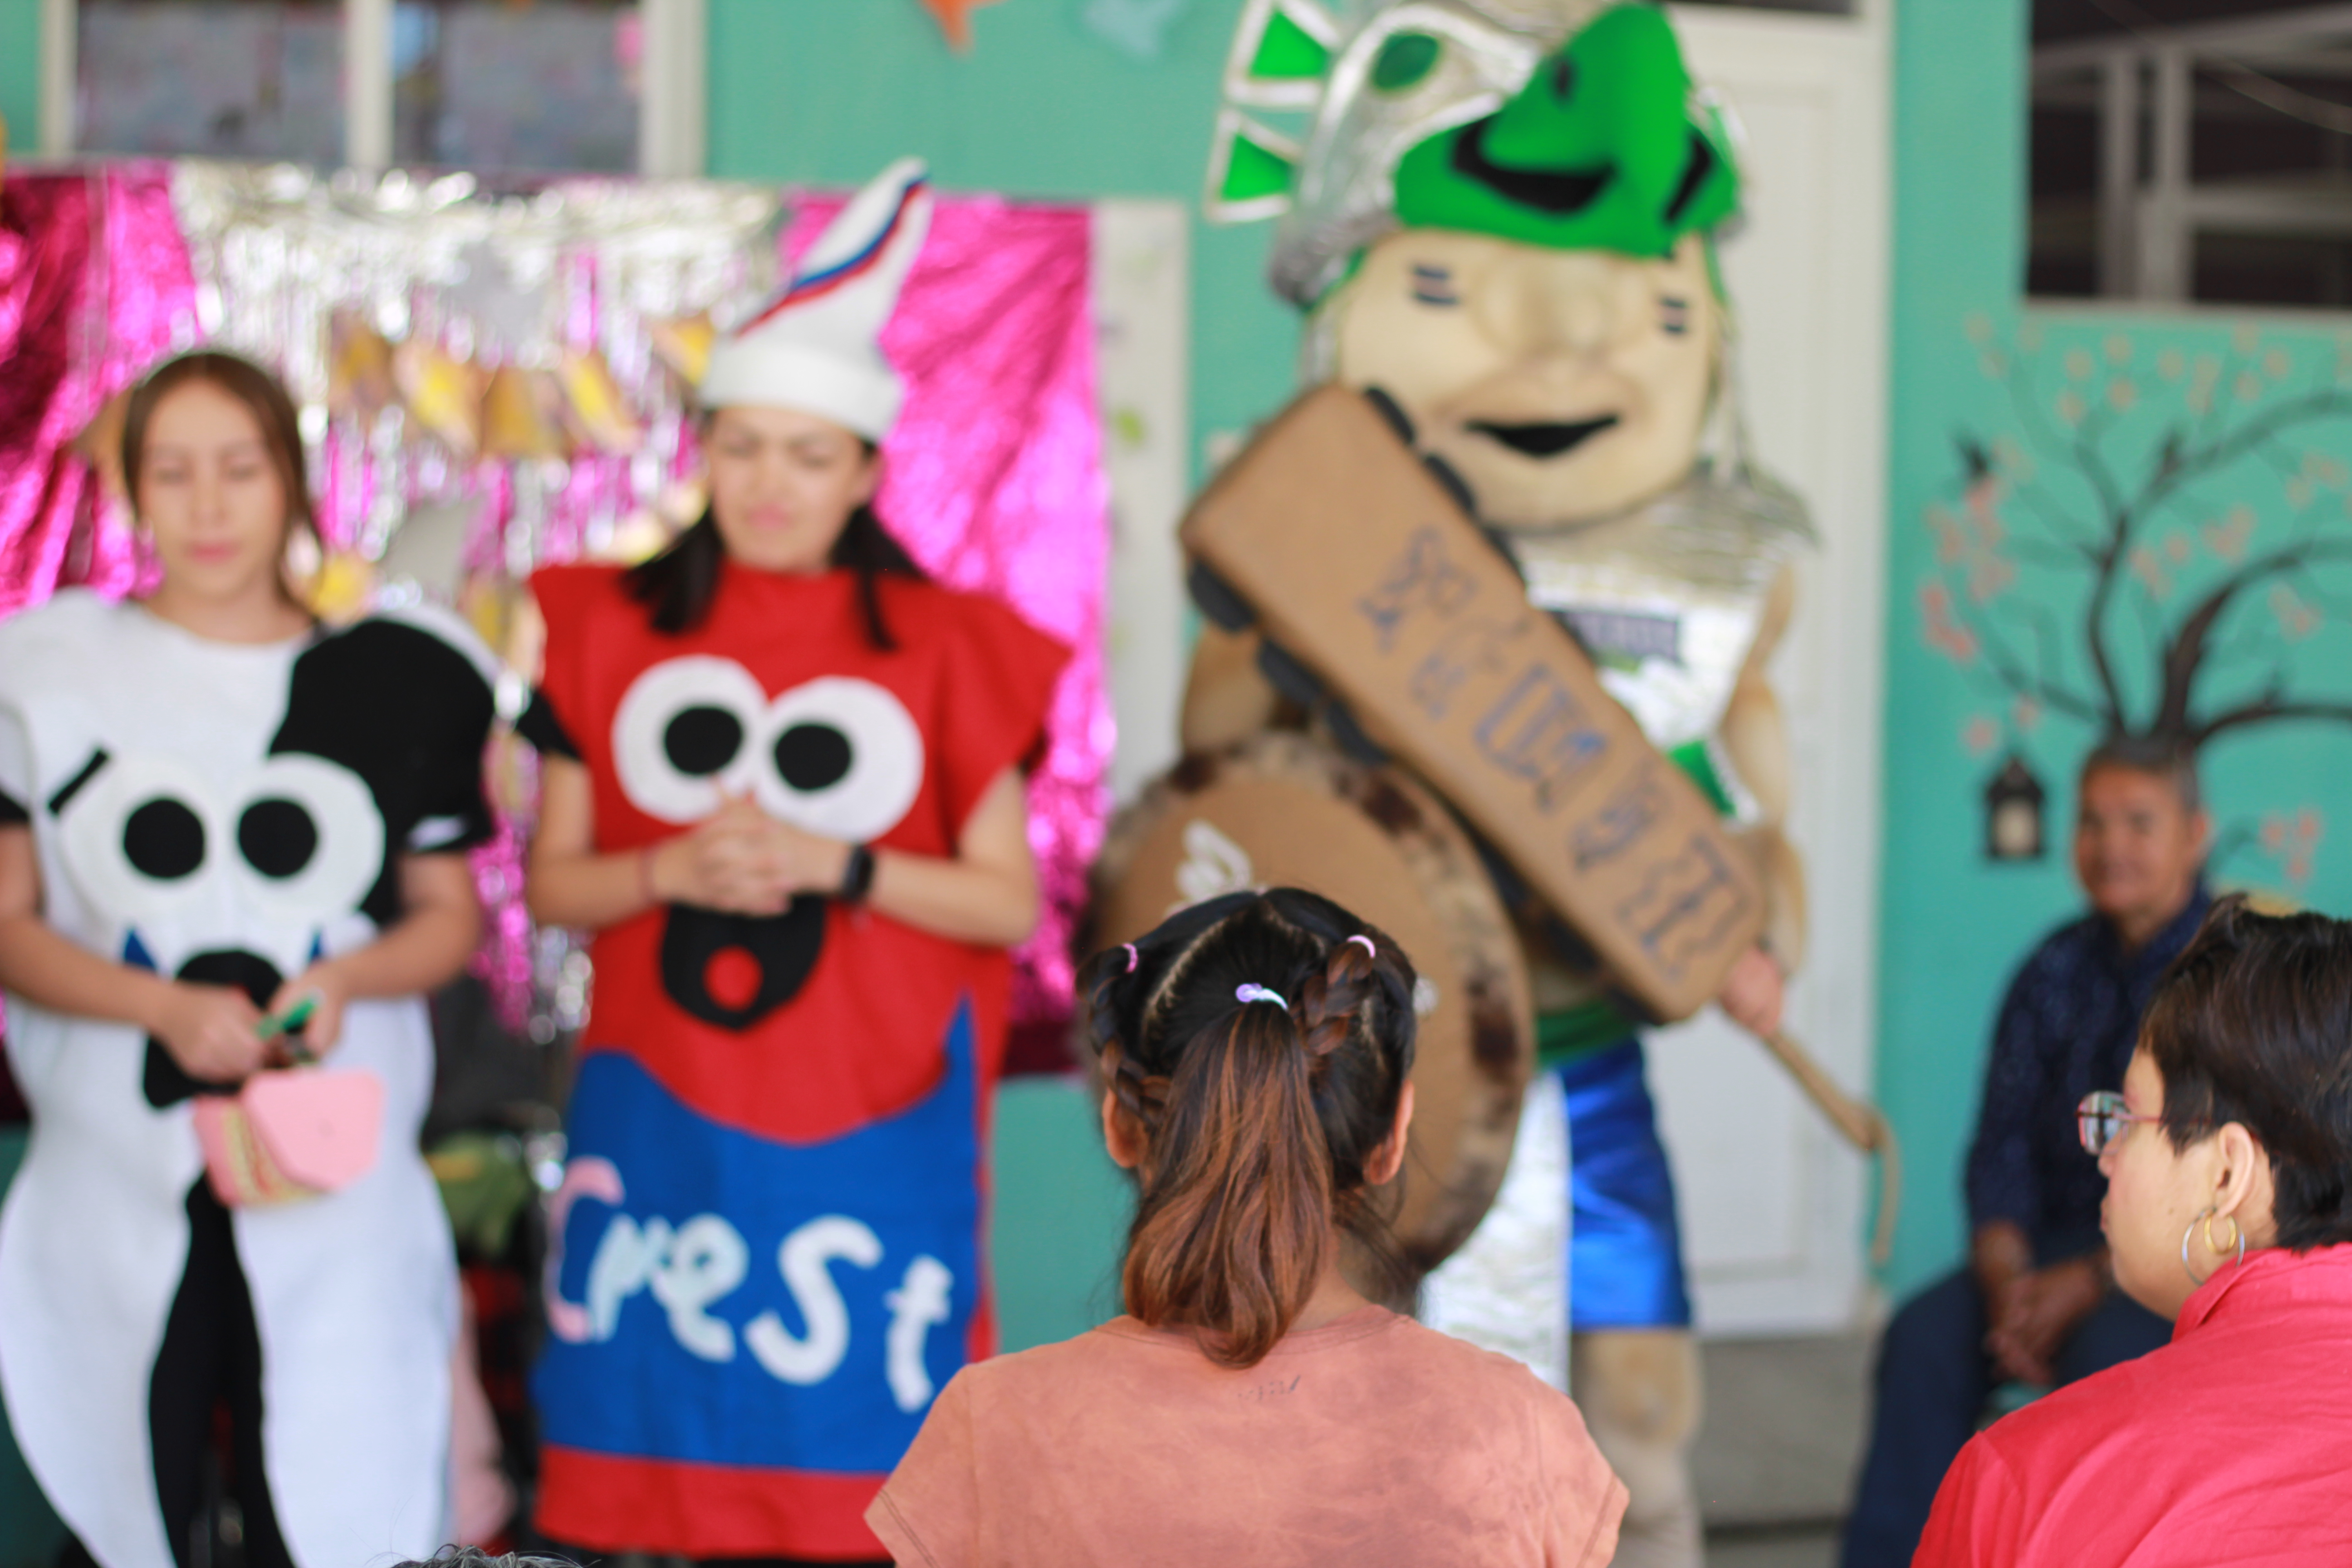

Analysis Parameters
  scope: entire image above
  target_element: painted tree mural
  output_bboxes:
[1921,317,2352,891]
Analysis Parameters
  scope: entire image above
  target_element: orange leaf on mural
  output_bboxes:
[920,0,1006,50]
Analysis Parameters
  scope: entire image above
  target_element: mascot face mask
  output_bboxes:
[1334,230,1717,527]
[1212,1,1740,529]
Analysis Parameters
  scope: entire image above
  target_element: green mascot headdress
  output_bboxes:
[1208,0,1744,304]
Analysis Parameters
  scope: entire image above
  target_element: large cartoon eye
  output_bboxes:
[612,657,769,824]
[231,755,383,924]
[56,753,220,925]
[751,677,925,843]
[126,799,206,880]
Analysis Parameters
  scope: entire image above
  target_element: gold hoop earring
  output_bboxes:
[2182,1206,2248,1288]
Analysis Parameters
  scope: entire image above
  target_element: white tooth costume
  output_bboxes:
[699,156,931,436]
[0,589,498,1568]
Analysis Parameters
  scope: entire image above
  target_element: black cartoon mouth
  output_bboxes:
[1468,415,1622,460]
[142,948,286,1108]
[660,898,828,1032]
[1450,116,1613,217]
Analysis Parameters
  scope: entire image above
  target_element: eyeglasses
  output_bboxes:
[2077,1090,2163,1157]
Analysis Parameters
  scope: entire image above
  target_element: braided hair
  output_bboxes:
[1082,888,1418,1368]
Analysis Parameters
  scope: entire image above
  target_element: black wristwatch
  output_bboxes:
[839,843,876,904]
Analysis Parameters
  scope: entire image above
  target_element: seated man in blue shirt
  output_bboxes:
[1838,737,2214,1568]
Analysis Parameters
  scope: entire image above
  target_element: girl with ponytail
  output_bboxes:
[868,888,1629,1568]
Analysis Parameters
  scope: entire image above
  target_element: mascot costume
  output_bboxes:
[1179,4,1817,1562]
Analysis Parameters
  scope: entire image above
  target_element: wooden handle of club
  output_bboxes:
[1759,1029,1881,1152]
[1758,1028,1902,1266]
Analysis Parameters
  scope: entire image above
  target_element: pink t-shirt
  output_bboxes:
[868,1306,1627,1568]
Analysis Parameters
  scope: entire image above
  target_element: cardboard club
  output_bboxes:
[1180,386,1766,1022]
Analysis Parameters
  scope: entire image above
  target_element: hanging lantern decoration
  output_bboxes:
[1984,752,2047,862]
[919,0,1005,50]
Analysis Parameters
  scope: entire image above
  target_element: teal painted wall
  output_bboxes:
[1878,4,2352,1298]
[1877,0,2034,1297]
[706,0,1297,477]
[0,0,39,157]
[990,1082,1130,1348]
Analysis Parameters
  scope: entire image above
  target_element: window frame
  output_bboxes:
[37,0,706,176]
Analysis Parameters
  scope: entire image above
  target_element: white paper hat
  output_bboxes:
[699,157,933,440]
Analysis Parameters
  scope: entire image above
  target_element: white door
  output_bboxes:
[1648,0,1892,1336]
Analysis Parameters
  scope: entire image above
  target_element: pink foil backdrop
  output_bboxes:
[0,167,198,614]
[787,192,1109,1074]
[0,167,1108,1074]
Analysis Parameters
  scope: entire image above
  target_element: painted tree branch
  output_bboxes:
[2193,695,2352,748]
[2154,538,2352,738]
[1941,366,2352,760]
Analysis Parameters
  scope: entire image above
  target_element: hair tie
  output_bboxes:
[1235,983,1289,1009]
[1122,943,1140,974]
[1347,935,1376,959]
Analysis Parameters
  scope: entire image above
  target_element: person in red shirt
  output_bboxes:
[1915,896,2352,1566]
[869,888,1628,1568]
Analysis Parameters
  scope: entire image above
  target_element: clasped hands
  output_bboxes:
[648,791,853,917]
[1974,1223,2106,1385]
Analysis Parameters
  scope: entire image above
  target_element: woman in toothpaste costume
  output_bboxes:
[522,158,1068,1564]
[0,349,497,1567]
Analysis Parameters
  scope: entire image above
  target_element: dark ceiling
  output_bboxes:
[2034,0,2319,44]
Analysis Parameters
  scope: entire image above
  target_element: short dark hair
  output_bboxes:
[2142,895,2352,1250]
[2080,733,2201,816]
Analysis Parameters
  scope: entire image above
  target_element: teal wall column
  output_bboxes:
[1877,0,2031,1296]
[0,0,40,154]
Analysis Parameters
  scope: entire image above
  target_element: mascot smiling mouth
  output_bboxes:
[1469,414,1622,459]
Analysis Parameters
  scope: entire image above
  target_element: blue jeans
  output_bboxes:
[1838,1266,2171,1567]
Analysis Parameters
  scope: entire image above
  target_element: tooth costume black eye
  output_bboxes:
[124,798,206,882]
[233,756,382,925]
[239,798,316,878]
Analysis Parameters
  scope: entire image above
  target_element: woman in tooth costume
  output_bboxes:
[0,352,498,1568]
